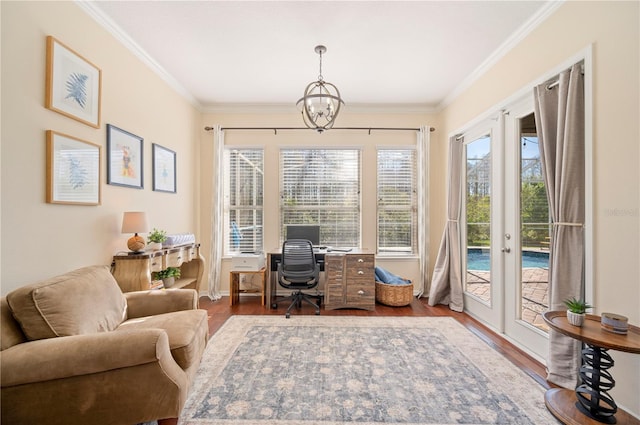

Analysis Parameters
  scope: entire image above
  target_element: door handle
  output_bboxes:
[501,247,511,253]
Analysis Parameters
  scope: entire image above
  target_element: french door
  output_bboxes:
[462,97,550,359]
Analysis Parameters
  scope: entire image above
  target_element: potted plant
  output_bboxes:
[564,297,592,326]
[154,267,181,288]
[147,228,167,251]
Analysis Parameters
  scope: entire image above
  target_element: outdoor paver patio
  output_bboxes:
[466,267,549,331]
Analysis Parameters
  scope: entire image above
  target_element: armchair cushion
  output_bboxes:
[125,288,198,318]
[117,309,208,369]
[6,266,127,341]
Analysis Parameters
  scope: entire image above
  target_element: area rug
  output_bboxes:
[179,315,556,424]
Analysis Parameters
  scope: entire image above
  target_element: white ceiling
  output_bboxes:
[82,1,556,111]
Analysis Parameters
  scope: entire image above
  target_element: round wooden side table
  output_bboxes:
[543,311,640,425]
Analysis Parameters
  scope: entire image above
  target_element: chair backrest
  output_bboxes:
[278,239,319,289]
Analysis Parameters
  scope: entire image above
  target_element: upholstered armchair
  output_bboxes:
[1,265,208,425]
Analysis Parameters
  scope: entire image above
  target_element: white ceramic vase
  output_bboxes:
[567,310,585,326]
[147,242,163,251]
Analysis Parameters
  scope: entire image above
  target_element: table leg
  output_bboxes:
[260,268,266,305]
[575,344,617,424]
[229,272,240,306]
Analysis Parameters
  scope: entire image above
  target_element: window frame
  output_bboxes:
[279,147,362,248]
[223,147,264,255]
[376,146,418,256]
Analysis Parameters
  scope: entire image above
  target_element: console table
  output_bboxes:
[112,243,205,293]
[543,311,640,425]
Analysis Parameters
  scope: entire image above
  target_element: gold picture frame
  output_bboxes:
[45,36,102,128]
[46,131,101,205]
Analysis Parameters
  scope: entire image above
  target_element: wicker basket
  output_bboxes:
[375,281,413,307]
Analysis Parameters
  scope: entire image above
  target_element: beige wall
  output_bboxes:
[1,0,638,417]
[199,110,443,293]
[439,1,639,415]
[1,2,201,293]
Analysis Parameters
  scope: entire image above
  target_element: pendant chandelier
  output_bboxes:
[297,45,344,133]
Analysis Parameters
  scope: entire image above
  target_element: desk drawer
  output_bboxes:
[345,255,374,269]
[346,282,375,305]
[149,256,163,272]
[166,250,185,268]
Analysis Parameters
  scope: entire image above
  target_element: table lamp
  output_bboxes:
[122,211,149,253]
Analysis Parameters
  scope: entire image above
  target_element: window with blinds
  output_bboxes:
[377,148,417,255]
[280,149,360,247]
[224,148,264,254]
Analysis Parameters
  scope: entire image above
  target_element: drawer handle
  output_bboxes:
[358,290,365,295]
[358,270,364,275]
[358,258,364,263]
[152,261,158,266]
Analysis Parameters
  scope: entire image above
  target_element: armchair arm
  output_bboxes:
[1,329,179,387]
[125,288,198,319]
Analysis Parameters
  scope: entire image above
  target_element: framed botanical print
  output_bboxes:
[107,124,143,189]
[45,36,102,128]
[152,143,176,193]
[46,131,101,205]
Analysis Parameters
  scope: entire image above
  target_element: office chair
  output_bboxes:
[273,239,321,318]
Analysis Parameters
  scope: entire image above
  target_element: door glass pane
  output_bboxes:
[519,113,550,331]
[465,135,491,304]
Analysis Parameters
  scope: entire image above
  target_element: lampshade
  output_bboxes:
[296,45,344,133]
[122,211,148,253]
[122,211,149,233]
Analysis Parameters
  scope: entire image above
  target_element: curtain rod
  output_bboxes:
[546,62,585,90]
[205,126,435,135]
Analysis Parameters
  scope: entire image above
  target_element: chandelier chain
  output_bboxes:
[318,49,323,81]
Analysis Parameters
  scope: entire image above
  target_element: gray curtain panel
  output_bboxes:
[533,63,585,389]
[428,137,464,312]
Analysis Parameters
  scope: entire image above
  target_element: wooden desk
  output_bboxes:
[543,311,640,425]
[229,268,266,306]
[266,249,374,310]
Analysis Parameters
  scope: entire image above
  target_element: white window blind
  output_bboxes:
[377,148,417,254]
[280,149,360,247]
[224,148,264,254]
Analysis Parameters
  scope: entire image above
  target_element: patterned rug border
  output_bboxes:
[180,315,554,425]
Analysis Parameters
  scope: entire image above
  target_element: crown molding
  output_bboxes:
[438,0,564,110]
[202,102,438,115]
[75,0,203,110]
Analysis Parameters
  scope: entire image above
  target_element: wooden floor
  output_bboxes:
[198,294,553,390]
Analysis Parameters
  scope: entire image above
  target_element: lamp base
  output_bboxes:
[127,234,146,253]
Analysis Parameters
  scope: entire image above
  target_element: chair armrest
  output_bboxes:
[1,329,176,387]
[125,288,198,319]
